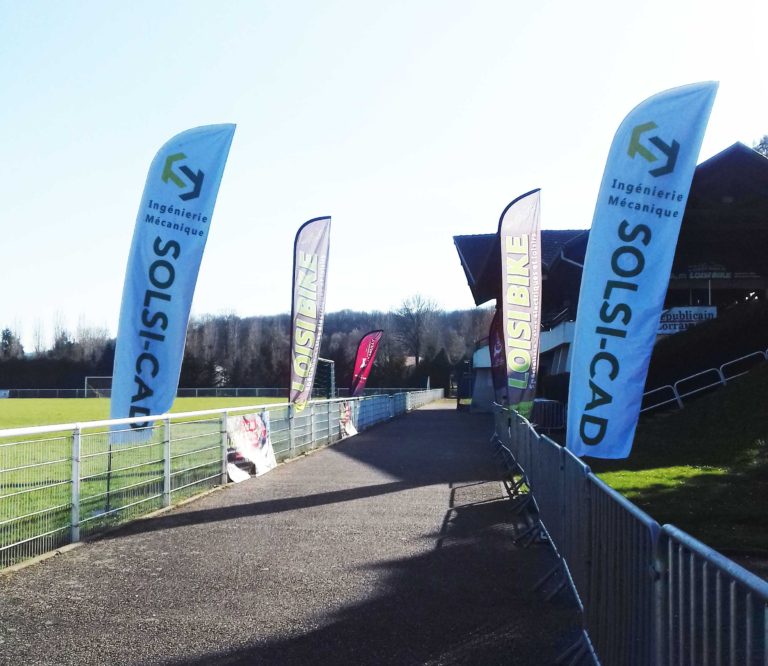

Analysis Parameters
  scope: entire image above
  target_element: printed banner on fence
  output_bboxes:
[226,410,277,477]
[110,124,236,427]
[290,216,331,412]
[349,330,383,397]
[340,400,358,438]
[567,82,717,459]
[488,307,507,404]
[658,306,716,334]
[498,189,542,419]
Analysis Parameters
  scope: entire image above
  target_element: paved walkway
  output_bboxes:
[0,401,579,665]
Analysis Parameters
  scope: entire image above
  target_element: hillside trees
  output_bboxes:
[753,135,768,157]
[394,295,439,367]
[0,301,495,390]
[0,319,114,389]
[0,328,24,360]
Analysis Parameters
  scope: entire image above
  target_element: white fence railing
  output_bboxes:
[0,389,444,570]
[641,349,768,413]
[493,405,768,665]
[1,387,425,399]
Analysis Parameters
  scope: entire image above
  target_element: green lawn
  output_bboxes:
[586,363,768,554]
[0,396,284,430]
[0,393,383,569]
[0,396,289,568]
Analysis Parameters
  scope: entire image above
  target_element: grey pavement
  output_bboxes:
[0,401,579,665]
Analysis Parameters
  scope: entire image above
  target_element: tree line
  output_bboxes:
[0,297,493,390]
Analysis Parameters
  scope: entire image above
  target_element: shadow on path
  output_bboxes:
[0,404,581,665]
[168,483,579,665]
[104,480,419,538]
[103,408,497,541]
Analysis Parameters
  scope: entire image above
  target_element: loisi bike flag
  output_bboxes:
[498,189,542,419]
[290,216,331,411]
[567,82,717,459]
[111,124,235,427]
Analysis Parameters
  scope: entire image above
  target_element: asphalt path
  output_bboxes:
[0,401,580,665]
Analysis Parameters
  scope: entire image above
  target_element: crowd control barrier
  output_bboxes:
[656,524,768,666]
[492,404,768,666]
[0,389,444,571]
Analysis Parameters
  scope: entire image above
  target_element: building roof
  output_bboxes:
[453,229,584,306]
[452,234,496,305]
[674,142,768,276]
[454,142,768,308]
[691,142,768,203]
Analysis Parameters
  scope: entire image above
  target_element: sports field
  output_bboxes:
[0,397,284,431]
[0,396,291,568]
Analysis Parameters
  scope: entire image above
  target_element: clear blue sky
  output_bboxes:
[1,0,765,349]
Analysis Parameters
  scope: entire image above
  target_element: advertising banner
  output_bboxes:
[226,410,277,477]
[289,216,331,411]
[488,307,507,404]
[658,306,716,334]
[111,125,236,426]
[340,400,358,438]
[349,330,383,397]
[498,189,542,419]
[567,82,717,459]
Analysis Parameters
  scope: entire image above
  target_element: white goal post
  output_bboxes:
[84,376,113,398]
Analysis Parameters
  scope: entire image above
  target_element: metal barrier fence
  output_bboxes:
[0,389,444,570]
[656,525,768,666]
[492,405,768,666]
[641,349,768,413]
[586,474,659,665]
[1,387,421,399]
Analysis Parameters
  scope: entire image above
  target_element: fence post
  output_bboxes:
[309,402,316,448]
[221,411,229,485]
[716,368,727,386]
[673,386,684,410]
[163,417,172,507]
[653,538,666,666]
[71,425,81,544]
[327,399,332,443]
[288,404,295,456]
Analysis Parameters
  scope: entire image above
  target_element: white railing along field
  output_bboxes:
[641,348,768,413]
[2,387,424,399]
[0,390,444,570]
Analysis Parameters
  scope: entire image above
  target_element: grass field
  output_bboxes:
[0,395,296,568]
[0,396,284,431]
[587,362,768,555]
[0,392,401,569]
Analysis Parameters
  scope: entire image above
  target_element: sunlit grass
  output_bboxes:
[588,363,768,553]
[0,397,281,430]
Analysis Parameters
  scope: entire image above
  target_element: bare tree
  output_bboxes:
[753,135,768,157]
[75,315,111,363]
[394,295,440,368]
[33,319,47,355]
[0,328,24,359]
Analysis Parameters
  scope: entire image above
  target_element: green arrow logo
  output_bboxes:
[628,121,680,177]
[628,122,658,162]
[161,153,206,200]
[162,153,187,188]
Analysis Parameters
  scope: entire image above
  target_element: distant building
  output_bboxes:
[453,142,768,404]
[468,342,493,411]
